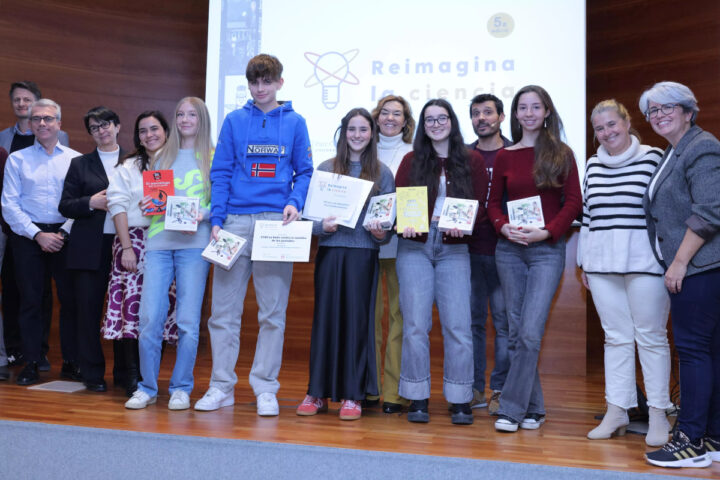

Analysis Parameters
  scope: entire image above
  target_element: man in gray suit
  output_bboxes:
[0,81,69,371]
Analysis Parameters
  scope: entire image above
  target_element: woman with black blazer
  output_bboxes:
[640,81,720,469]
[59,106,123,392]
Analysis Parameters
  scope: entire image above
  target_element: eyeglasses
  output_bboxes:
[424,115,449,127]
[30,116,57,124]
[89,120,113,134]
[645,103,680,120]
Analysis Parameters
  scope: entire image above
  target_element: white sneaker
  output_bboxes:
[495,415,519,432]
[168,390,191,410]
[125,390,156,410]
[257,392,279,416]
[520,413,546,430]
[194,387,234,411]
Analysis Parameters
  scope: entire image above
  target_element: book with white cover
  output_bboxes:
[303,170,374,228]
[507,195,545,228]
[362,193,396,230]
[201,229,247,270]
[438,197,479,234]
[164,196,199,231]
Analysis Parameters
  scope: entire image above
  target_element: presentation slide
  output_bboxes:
[206,0,586,169]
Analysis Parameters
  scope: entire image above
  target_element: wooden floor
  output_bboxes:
[0,264,717,478]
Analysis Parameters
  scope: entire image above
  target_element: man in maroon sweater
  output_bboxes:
[466,94,513,414]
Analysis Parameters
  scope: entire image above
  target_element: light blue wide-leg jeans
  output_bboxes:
[396,223,473,404]
[138,248,209,397]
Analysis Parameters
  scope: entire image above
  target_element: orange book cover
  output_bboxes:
[142,170,174,215]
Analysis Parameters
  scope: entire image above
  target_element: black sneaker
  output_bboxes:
[704,436,720,463]
[645,430,711,468]
[449,403,473,425]
[382,402,403,414]
[407,399,429,423]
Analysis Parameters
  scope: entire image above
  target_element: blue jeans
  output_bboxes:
[138,248,209,397]
[495,238,565,423]
[670,268,720,442]
[396,223,473,403]
[470,253,509,394]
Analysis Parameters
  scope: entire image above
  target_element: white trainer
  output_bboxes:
[257,392,279,416]
[194,387,235,411]
[168,390,191,410]
[125,390,156,410]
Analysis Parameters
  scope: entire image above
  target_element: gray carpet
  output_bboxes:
[0,420,698,479]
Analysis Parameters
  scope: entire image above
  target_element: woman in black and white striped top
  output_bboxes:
[578,99,672,447]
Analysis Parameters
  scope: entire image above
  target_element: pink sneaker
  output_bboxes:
[296,395,328,416]
[339,399,362,420]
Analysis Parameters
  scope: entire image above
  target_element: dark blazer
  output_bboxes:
[59,148,124,270]
[643,125,720,276]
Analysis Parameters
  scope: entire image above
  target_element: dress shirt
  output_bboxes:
[2,141,79,239]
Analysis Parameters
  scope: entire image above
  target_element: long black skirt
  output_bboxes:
[307,246,379,402]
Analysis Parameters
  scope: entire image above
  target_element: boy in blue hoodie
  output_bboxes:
[196,54,313,415]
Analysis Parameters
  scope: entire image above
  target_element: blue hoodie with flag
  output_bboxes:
[210,99,313,228]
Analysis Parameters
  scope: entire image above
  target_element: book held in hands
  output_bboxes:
[362,193,396,231]
[438,197,479,235]
[142,170,174,215]
[507,195,545,228]
[164,196,199,232]
[303,170,374,228]
[202,229,247,270]
[396,186,429,233]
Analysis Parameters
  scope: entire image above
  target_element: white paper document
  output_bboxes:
[250,220,313,262]
[303,170,374,228]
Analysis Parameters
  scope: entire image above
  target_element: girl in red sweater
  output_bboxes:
[487,85,581,432]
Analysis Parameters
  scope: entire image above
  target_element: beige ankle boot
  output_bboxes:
[587,403,629,439]
[646,406,670,447]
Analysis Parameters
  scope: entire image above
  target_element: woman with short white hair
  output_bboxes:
[641,81,720,469]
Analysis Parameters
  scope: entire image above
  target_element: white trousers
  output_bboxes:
[587,273,672,409]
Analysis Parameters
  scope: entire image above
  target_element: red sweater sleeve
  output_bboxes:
[487,150,509,234]
[544,158,582,241]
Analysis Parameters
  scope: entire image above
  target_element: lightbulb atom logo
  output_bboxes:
[304,49,360,109]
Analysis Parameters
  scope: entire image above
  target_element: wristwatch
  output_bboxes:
[59,229,69,242]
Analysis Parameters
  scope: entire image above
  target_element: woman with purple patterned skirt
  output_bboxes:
[104,111,177,396]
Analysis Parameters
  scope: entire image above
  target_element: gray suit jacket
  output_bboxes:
[0,126,69,153]
[643,125,720,275]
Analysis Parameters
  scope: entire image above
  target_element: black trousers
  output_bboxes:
[70,234,114,383]
[2,238,53,357]
[11,231,77,364]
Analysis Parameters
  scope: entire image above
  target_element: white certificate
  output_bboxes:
[250,220,313,262]
[302,170,374,228]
